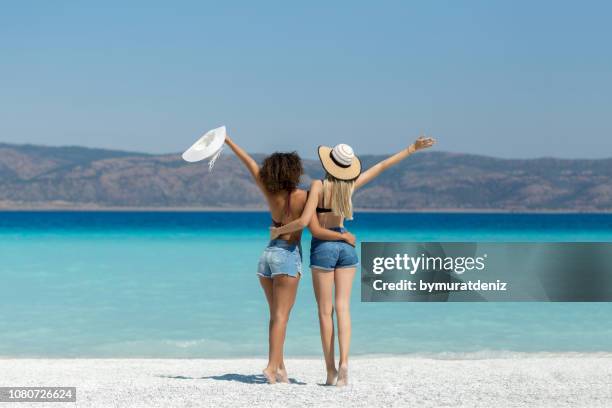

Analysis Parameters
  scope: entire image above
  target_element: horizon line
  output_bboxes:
[1,141,611,162]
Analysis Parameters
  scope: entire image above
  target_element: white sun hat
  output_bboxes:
[182,125,226,171]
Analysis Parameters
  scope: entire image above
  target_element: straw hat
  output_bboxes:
[317,144,361,181]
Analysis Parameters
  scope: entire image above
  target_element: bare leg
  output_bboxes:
[276,364,289,384]
[334,267,356,386]
[264,274,300,383]
[258,277,276,384]
[312,268,337,385]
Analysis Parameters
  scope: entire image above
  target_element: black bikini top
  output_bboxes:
[271,191,292,227]
[314,181,332,213]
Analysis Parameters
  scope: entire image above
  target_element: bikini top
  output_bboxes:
[271,191,292,227]
[315,181,332,213]
[273,183,331,227]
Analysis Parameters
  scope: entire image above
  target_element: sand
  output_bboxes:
[2,355,611,407]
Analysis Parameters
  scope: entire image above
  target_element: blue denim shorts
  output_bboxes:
[257,239,302,279]
[310,227,359,271]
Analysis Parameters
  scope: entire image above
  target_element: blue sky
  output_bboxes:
[1,1,611,158]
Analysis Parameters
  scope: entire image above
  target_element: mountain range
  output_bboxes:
[1,142,611,211]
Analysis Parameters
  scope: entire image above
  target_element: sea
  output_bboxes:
[1,211,611,358]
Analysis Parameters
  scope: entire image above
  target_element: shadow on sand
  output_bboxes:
[159,373,306,385]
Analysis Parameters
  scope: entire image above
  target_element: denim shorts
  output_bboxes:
[257,239,302,279]
[310,227,359,271]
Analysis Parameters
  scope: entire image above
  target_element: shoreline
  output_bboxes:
[2,351,612,360]
[1,206,611,214]
[3,355,611,407]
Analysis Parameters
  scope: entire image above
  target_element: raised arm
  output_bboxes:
[355,136,435,190]
[225,134,264,190]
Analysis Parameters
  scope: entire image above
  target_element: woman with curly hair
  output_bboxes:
[224,134,356,384]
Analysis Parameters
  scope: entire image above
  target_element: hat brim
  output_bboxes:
[318,146,361,181]
[182,126,226,163]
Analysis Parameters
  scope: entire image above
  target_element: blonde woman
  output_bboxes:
[271,136,435,386]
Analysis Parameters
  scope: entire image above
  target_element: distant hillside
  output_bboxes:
[0,142,611,211]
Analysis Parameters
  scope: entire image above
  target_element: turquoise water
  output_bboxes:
[1,212,611,358]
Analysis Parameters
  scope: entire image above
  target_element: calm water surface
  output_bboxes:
[1,211,611,357]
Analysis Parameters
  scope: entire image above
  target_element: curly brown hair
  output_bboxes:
[259,152,303,194]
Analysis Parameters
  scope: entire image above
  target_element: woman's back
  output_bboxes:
[315,179,349,229]
[267,188,308,243]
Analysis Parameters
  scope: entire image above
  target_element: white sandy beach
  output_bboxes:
[2,355,612,407]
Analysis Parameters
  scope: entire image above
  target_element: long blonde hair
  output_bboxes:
[322,174,355,220]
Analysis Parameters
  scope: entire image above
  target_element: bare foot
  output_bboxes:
[336,364,348,387]
[276,367,289,383]
[262,367,277,384]
[325,368,338,386]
